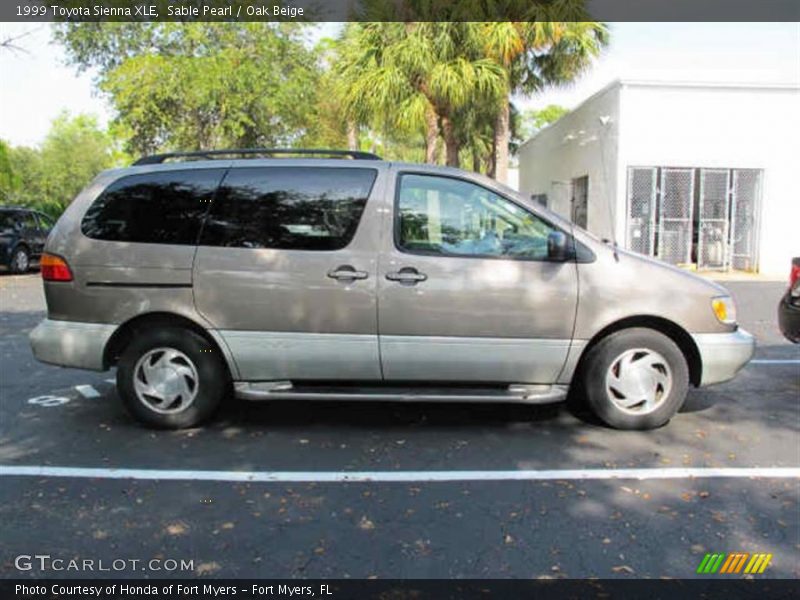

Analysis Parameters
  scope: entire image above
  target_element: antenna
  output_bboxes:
[597,115,619,261]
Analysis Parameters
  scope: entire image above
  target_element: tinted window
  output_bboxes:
[0,212,19,232]
[21,212,38,230]
[397,174,556,260]
[81,169,225,244]
[200,167,376,251]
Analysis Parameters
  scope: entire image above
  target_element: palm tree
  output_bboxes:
[482,21,608,182]
[334,12,605,175]
[335,22,505,167]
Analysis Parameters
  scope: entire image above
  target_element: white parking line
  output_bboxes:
[75,385,101,399]
[0,465,797,483]
[750,359,800,365]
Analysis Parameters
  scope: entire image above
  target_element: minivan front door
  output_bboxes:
[377,171,578,383]
[193,164,385,382]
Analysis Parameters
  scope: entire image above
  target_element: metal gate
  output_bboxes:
[626,166,762,271]
[626,167,657,256]
[658,168,695,266]
[731,169,761,271]
[697,169,730,270]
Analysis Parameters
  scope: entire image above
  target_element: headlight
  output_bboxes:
[711,295,737,325]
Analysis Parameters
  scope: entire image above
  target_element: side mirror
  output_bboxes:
[547,231,569,261]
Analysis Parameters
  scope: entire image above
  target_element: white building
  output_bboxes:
[518,80,800,276]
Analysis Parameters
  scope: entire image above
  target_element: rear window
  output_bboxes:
[81,169,225,245]
[199,167,377,251]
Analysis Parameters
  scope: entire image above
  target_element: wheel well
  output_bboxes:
[576,316,702,387]
[104,312,226,371]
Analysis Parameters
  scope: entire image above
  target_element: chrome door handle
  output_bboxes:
[327,265,369,281]
[386,267,427,285]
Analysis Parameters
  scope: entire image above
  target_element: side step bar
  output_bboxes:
[234,382,568,405]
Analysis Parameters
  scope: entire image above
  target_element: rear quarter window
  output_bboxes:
[81,169,225,245]
[199,167,377,251]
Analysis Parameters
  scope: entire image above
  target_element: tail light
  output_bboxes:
[790,261,800,289]
[40,253,73,282]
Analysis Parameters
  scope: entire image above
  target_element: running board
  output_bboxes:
[234,382,568,405]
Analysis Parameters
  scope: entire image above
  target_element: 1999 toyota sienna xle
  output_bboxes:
[29,149,755,430]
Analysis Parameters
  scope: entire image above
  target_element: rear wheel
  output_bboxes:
[117,327,228,429]
[10,246,29,274]
[581,328,689,430]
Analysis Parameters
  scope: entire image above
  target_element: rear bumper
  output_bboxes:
[692,328,756,386]
[29,318,116,371]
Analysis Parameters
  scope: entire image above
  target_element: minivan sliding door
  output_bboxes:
[193,165,385,382]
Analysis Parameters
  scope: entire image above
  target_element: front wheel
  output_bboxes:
[581,328,689,430]
[10,246,30,274]
[117,327,228,429]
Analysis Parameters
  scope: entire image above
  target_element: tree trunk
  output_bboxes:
[441,116,459,168]
[346,121,358,151]
[424,107,438,164]
[472,148,481,173]
[486,139,496,179]
[493,99,510,183]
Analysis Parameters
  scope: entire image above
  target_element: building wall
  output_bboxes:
[518,84,621,241]
[519,81,799,276]
[619,83,800,276]
[506,167,520,191]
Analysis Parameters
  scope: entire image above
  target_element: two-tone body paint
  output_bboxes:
[33,158,752,390]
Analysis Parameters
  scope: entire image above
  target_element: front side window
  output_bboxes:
[397,174,556,260]
[22,212,38,230]
[200,167,377,251]
[81,169,225,245]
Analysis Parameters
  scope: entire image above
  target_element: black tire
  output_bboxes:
[10,246,30,274]
[117,327,228,429]
[581,328,689,430]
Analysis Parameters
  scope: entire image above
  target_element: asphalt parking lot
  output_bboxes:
[0,273,798,579]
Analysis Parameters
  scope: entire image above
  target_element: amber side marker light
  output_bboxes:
[711,295,736,325]
[40,253,73,282]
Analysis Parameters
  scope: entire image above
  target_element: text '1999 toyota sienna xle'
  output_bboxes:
[30,148,755,430]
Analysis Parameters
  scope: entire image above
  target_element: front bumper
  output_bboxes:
[692,328,756,386]
[29,318,116,371]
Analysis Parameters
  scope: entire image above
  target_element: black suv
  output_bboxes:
[0,207,54,274]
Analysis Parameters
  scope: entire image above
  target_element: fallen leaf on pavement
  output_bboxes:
[612,565,635,574]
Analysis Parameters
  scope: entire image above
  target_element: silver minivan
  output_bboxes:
[30,149,755,430]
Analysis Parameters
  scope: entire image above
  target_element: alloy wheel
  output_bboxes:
[14,250,29,272]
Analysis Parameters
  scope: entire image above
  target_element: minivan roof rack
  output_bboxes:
[133,148,382,165]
